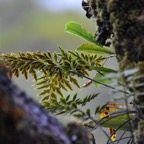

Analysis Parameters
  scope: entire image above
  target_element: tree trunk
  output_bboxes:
[108,1,144,142]
[87,0,144,143]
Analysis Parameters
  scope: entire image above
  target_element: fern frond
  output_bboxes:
[42,93,99,115]
[1,48,105,103]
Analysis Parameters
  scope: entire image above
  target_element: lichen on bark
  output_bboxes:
[0,65,91,144]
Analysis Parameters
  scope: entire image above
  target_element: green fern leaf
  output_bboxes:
[65,21,96,44]
[98,114,134,130]
[77,44,114,55]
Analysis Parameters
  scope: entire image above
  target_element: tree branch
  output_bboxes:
[0,66,91,144]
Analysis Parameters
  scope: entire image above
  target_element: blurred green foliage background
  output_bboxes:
[0,0,94,53]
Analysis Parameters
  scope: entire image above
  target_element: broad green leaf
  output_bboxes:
[97,114,134,130]
[91,66,117,73]
[65,21,96,43]
[94,72,112,87]
[77,44,114,54]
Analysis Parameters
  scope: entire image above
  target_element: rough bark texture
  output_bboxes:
[85,0,144,143]
[0,66,91,144]
[107,1,144,143]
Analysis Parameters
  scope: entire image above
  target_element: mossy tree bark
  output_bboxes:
[87,0,144,143]
[108,2,144,142]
